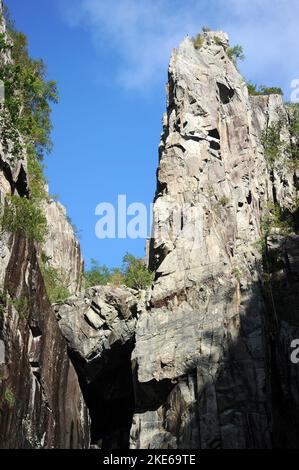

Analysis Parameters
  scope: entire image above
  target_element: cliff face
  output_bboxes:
[0,3,89,449]
[55,286,141,448]
[130,33,299,449]
[56,32,299,450]
[0,233,89,448]
[1,12,299,449]
[42,200,83,295]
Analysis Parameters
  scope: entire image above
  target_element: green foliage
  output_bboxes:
[84,254,153,291]
[122,253,154,290]
[218,195,230,207]
[0,148,48,243]
[84,259,111,288]
[261,121,283,167]
[193,34,204,50]
[66,215,81,239]
[0,289,28,319]
[260,86,283,96]
[3,387,15,409]
[231,266,241,281]
[227,45,245,65]
[214,36,223,46]
[247,82,283,96]
[0,32,10,52]
[27,150,47,201]
[261,203,293,239]
[1,195,47,242]
[0,5,60,246]
[0,24,58,161]
[109,268,124,286]
[39,255,70,303]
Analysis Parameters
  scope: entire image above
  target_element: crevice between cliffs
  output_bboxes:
[68,339,136,449]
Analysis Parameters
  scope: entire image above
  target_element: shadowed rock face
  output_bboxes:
[0,2,89,448]
[0,233,90,449]
[55,286,141,448]
[130,32,299,449]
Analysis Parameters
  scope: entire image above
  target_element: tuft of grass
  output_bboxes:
[193,34,204,50]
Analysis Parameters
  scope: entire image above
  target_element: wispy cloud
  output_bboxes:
[61,0,299,93]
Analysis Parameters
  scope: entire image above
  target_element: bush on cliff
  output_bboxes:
[84,259,111,288]
[261,121,283,167]
[39,254,70,304]
[227,44,245,65]
[122,253,154,291]
[247,82,283,96]
[0,8,58,161]
[193,34,204,49]
[84,254,153,291]
[1,195,47,243]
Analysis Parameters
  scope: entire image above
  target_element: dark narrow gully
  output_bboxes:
[69,341,135,449]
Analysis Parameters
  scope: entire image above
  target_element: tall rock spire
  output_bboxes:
[130,32,299,449]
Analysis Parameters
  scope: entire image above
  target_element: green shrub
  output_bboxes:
[84,254,153,291]
[0,32,10,52]
[214,36,223,46]
[122,253,154,290]
[84,259,111,288]
[259,86,283,96]
[109,268,124,286]
[0,290,28,318]
[218,195,230,207]
[39,255,70,303]
[247,82,261,96]
[3,387,15,409]
[193,34,204,50]
[247,83,283,96]
[27,150,47,201]
[261,121,283,167]
[261,203,292,239]
[232,266,241,281]
[227,45,245,65]
[0,24,58,161]
[1,195,47,243]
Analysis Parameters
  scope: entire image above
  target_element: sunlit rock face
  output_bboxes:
[42,200,83,295]
[130,32,299,449]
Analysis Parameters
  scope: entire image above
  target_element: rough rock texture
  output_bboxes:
[55,286,141,448]
[0,233,89,448]
[42,200,83,295]
[56,286,139,382]
[130,33,299,449]
[0,2,89,448]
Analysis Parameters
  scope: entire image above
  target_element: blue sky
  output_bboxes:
[6,0,299,269]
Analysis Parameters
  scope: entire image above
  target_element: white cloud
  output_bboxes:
[62,0,299,93]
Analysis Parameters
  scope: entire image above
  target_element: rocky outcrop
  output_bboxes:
[42,200,83,295]
[55,286,141,448]
[0,232,90,448]
[1,11,299,449]
[130,32,299,449]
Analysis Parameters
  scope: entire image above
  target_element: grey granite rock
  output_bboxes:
[130,33,299,449]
